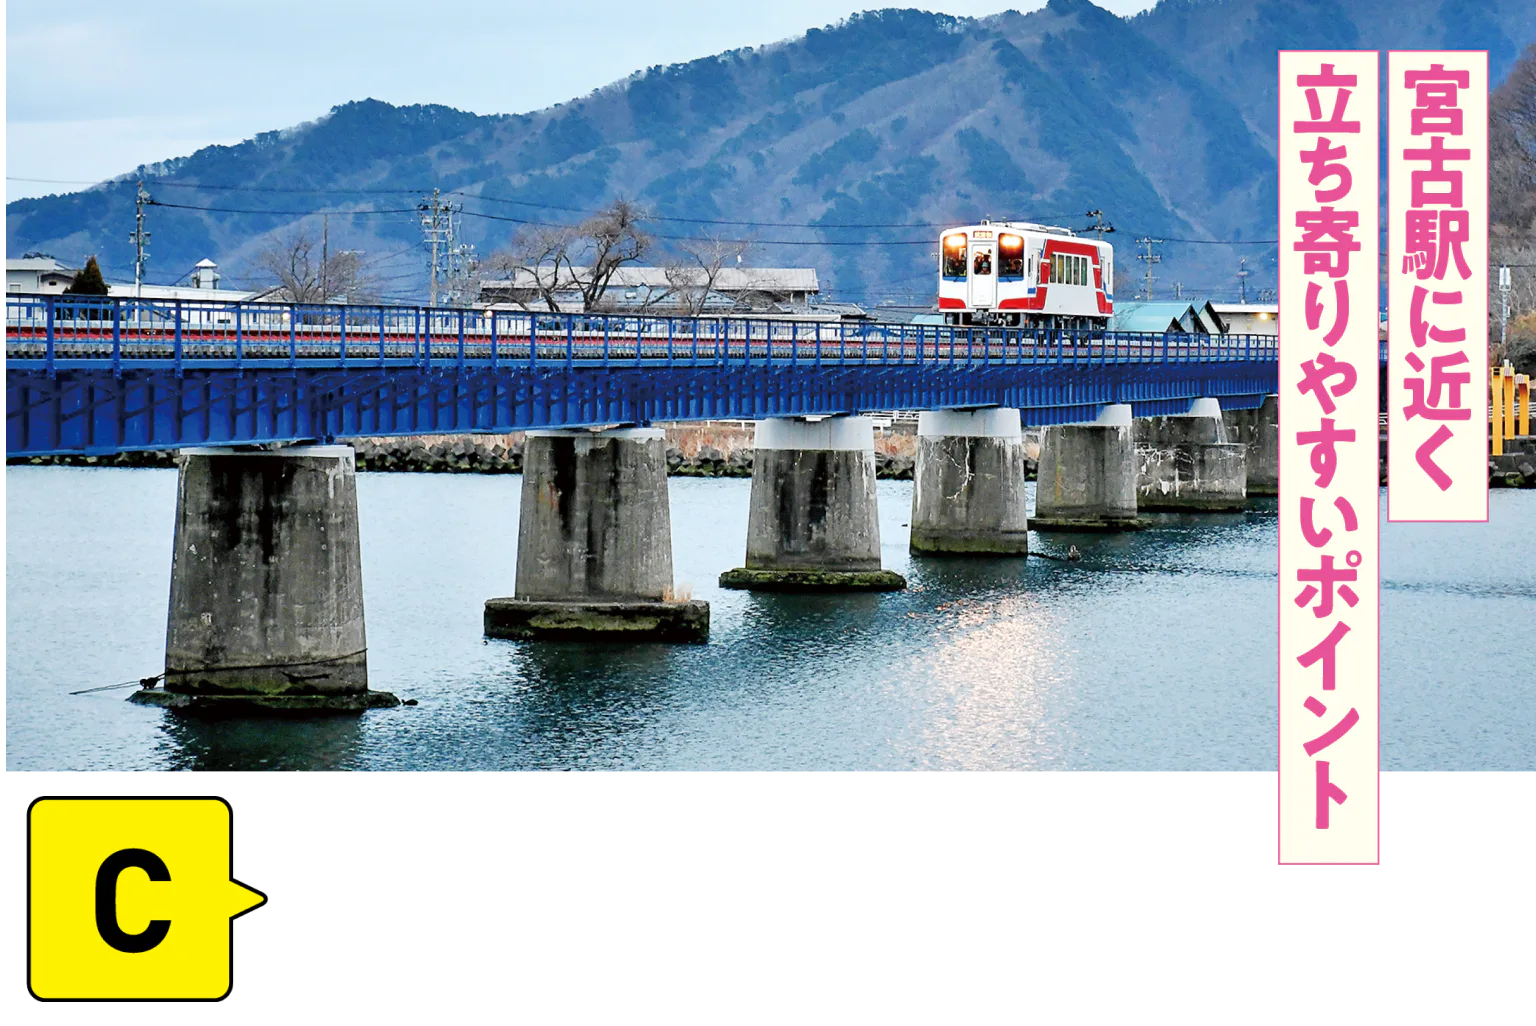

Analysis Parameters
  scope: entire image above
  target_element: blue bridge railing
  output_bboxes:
[7,294,1284,457]
[7,294,1278,373]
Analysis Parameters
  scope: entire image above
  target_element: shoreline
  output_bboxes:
[3,423,1046,483]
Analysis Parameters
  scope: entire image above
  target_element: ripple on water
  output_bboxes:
[6,469,1533,770]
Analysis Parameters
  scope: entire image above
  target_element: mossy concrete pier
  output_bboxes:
[909,408,1030,555]
[146,445,399,713]
[1134,398,1248,512]
[1222,395,1280,496]
[1032,404,1141,532]
[486,427,709,642]
[720,416,906,592]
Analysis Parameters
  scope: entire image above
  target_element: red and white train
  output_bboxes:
[937,221,1114,328]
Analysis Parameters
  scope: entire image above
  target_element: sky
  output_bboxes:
[4,0,1159,203]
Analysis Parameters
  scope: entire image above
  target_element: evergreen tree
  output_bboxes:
[64,255,109,296]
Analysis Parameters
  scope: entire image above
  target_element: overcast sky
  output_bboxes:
[5,1,1158,203]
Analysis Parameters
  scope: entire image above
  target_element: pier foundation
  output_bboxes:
[1222,395,1280,496]
[719,416,905,591]
[1135,398,1248,511]
[909,408,1029,555]
[1031,404,1140,531]
[136,445,399,713]
[485,428,708,642]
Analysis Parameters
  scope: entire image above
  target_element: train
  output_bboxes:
[937,221,1114,329]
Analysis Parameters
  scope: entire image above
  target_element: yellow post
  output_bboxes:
[1519,373,1531,439]
[1505,363,1518,444]
[1491,368,1504,456]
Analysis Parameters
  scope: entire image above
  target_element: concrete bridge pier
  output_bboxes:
[909,408,1030,555]
[134,445,399,713]
[485,427,709,642]
[1135,398,1248,511]
[720,415,906,591]
[1031,404,1140,531]
[1221,394,1280,496]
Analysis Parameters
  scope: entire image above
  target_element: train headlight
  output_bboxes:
[1000,234,1022,250]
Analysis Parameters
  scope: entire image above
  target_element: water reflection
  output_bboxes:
[7,469,1533,771]
[154,712,367,771]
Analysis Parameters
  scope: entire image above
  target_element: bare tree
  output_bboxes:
[483,198,652,312]
[256,227,378,304]
[1491,43,1536,235]
[1491,44,1536,373]
[663,237,752,316]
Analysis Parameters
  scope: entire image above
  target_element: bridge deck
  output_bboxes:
[8,295,1283,456]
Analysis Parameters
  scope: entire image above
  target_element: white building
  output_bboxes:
[7,257,78,293]
[7,255,277,303]
[105,260,273,303]
[1208,302,1279,336]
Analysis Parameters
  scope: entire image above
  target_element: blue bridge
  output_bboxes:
[6,294,1278,456]
[7,293,1287,711]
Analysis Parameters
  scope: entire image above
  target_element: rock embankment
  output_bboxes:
[345,424,928,479]
[7,421,1048,481]
[1377,434,1536,488]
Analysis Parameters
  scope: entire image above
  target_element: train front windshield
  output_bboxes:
[942,234,967,278]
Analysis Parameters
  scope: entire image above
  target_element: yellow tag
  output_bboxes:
[29,797,267,1001]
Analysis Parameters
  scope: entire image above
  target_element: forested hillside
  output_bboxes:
[8,0,1534,306]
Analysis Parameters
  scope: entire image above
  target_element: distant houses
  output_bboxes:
[1208,302,1279,336]
[6,256,77,293]
[477,266,820,315]
[6,256,278,303]
[1110,299,1278,336]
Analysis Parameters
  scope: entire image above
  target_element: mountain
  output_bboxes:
[8,0,1535,307]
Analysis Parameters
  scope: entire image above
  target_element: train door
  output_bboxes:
[969,243,996,308]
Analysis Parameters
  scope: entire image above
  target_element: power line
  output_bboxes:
[20,175,1282,246]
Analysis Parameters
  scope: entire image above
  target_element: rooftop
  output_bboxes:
[484,266,820,293]
[7,257,75,272]
[1209,302,1279,314]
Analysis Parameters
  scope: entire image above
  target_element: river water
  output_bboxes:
[5,466,1533,771]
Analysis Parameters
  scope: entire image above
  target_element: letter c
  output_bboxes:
[94,848,172,953]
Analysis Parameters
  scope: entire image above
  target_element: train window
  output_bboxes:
[998,234,1024,278]
[942,234,967,278]
[972,249,992,276]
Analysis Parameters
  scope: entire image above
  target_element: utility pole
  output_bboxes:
[1499,265,1512,354]
[414,190,445,307]
[1237,256,1250,304]
[1084,209,1115,240]
[418,189,462,307]
[446,238,477,306]
[321,213,329,303]
[1136,237,1162,301]
[129,181,151,302]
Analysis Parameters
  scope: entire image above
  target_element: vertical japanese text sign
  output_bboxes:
[1278,52,1380,865]
[1387,51,1489,522]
